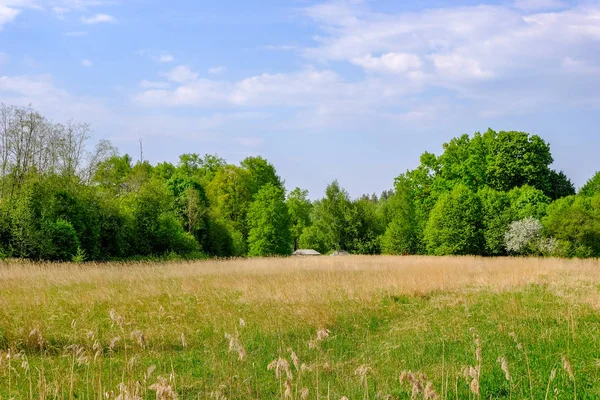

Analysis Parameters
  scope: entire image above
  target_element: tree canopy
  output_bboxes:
[0,104,592,260]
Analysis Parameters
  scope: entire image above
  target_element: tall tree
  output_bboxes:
[317,180,356,251]
[580,171,600,196]
[287,187,312,251]
[247,183,291,256]
[381,175,417,255]
[424,184,484,255]
[240,156,284,195]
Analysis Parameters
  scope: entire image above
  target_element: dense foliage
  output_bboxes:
[0,104,596,260]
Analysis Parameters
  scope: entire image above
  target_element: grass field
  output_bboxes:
[1,256,600,399]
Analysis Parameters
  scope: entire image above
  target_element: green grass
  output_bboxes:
[1,256,599,399]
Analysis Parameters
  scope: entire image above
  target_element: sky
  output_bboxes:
[1,0,599,198]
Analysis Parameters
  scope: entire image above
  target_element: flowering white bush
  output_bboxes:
[504,217,543,255]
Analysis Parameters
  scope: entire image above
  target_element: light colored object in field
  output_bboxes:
[331,250,350,256]
[292,249,321,256]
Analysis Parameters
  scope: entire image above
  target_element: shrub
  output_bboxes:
[504,217,543,254]
[42,219,80,261]
[424,184,484,255]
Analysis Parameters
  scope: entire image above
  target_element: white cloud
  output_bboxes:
[81,13,115,24]
[299,0,600,110]
[513,0,566,11]
[140,80,171,89]
[163,65,199,83]
[158,54,174,63]
[561,57,600,75]
[430,53,493,80]
[52,6,70,17]
[351,53,422,73]
[0,52,9,64]
[0,5,20,29]
[81,59,93,67]
[208,66,226,74]
[0,74,67,99]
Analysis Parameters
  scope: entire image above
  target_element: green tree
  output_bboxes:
[316,180,356,252]
[478,187,513,256]
[508,185,550,220]
[247,183,291,256]
[240,156,284,195]
[287,188,312,251]
[92,154,133,193]
[207,165,252,239]
[381,175,417,254]
[424,184,484,255]
[580,171,600,196]
[486,130,553,194]
[167,174,209,246]
[543,195,600,257]
[42,219,80,261]
[547,170,575,200]
[350,198,383,254]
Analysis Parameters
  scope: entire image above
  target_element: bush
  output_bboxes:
[298,226,327,254]
[424,184,484,255]
[42,219,80,261]
[156,213,201,255]
[543,195,600,258]
[505,217,542,254]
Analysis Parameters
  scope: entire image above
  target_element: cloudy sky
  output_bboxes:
[1,0,599,197]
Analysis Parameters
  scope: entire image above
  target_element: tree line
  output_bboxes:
[0,104,598,261]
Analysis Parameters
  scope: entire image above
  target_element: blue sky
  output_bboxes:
[1,0,599,198]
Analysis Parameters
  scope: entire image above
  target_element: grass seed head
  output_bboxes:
[224,333,246,360]
[355,364,371,384]
[562,356,574,381]
[300,387,309,400]
[497,356,511,381]
[149,376,179,400]
[424,382,439,399]
[288,348,300,370]
[284,379,293,399]
[130,330,146,349]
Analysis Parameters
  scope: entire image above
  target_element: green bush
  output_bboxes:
[424,184,484,255]
[42,219,80,261]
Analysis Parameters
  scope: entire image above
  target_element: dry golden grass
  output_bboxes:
[1,255,598,301]
[1,255,600,399]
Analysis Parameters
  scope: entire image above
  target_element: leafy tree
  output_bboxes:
[92,154,133,193]
[240,156,284,195]
[154,162,176,181]
[287,187,312,251]
[580,171,600,196]
[247,183,291,256]
[298,225,328,254]
[123,180,196,256]
[167,174,209,245]
[543,195,600,257]
[97,195,129,258]
[547,170,575,200]
[207,165,252,241]
[350,198,383,254]
[424,184,483,255]
[486,130,553,194]
[478,187,513,256]
[381,175,417,255]
[42,219,80,261]
[508,185,550,220]
[315,180,357,252]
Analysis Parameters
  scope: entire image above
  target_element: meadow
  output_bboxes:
[1,256,600,399]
